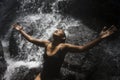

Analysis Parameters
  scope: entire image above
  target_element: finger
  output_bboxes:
[109,28,117,35]
[102,26,107,31]
[108,26,114,31]
[12,23,19,29]
[109,25,117,32]
[109,31,114,35]
[12,24,17,28]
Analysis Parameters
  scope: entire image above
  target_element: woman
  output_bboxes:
[13,23,117,80]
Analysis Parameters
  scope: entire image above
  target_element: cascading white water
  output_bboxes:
[1,0,120,80]
[2,0,84,80]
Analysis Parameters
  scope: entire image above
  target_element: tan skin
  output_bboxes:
[12,24,117,80]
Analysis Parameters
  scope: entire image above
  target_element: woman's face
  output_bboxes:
[53,29,65,39]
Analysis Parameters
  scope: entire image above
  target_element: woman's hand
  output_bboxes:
[12,23,23,31]
[99,25,117,39]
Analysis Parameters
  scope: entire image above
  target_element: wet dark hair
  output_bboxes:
[59,28,66,43]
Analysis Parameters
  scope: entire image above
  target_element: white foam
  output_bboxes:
[3,0,81,80]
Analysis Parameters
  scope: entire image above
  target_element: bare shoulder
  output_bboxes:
[60,43,84,53]
[60,43,83,49]
[59,43,71,49]
[44,40,51,46]
[61,43,72,46]
[44,40,51,43]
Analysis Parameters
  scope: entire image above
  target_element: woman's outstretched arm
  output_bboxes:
[64,25,117,53]
[12,23,50,47]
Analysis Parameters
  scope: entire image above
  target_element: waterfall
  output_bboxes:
[2,0,83,80]
[1,0,119,80]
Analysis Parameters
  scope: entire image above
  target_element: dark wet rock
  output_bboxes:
[9,30,19,58]
[10,66,41,80]
[10,66,29,80]
[0,0,19,37]
[23,67,41,80]
[58,0,120,27]
[0,41,7,80]
[8,30,30,60]
[61,25,120,80]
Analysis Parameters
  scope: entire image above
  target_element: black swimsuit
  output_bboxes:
[41,47,66,80]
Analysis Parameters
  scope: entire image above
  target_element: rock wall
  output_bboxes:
[0,0,19,36]
[0,41,7,80]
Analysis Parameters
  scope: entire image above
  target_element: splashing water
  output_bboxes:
[1,0,120,80]
[2,0,81,80]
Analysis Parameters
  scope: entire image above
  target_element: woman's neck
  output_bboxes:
[52,39,61,46]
